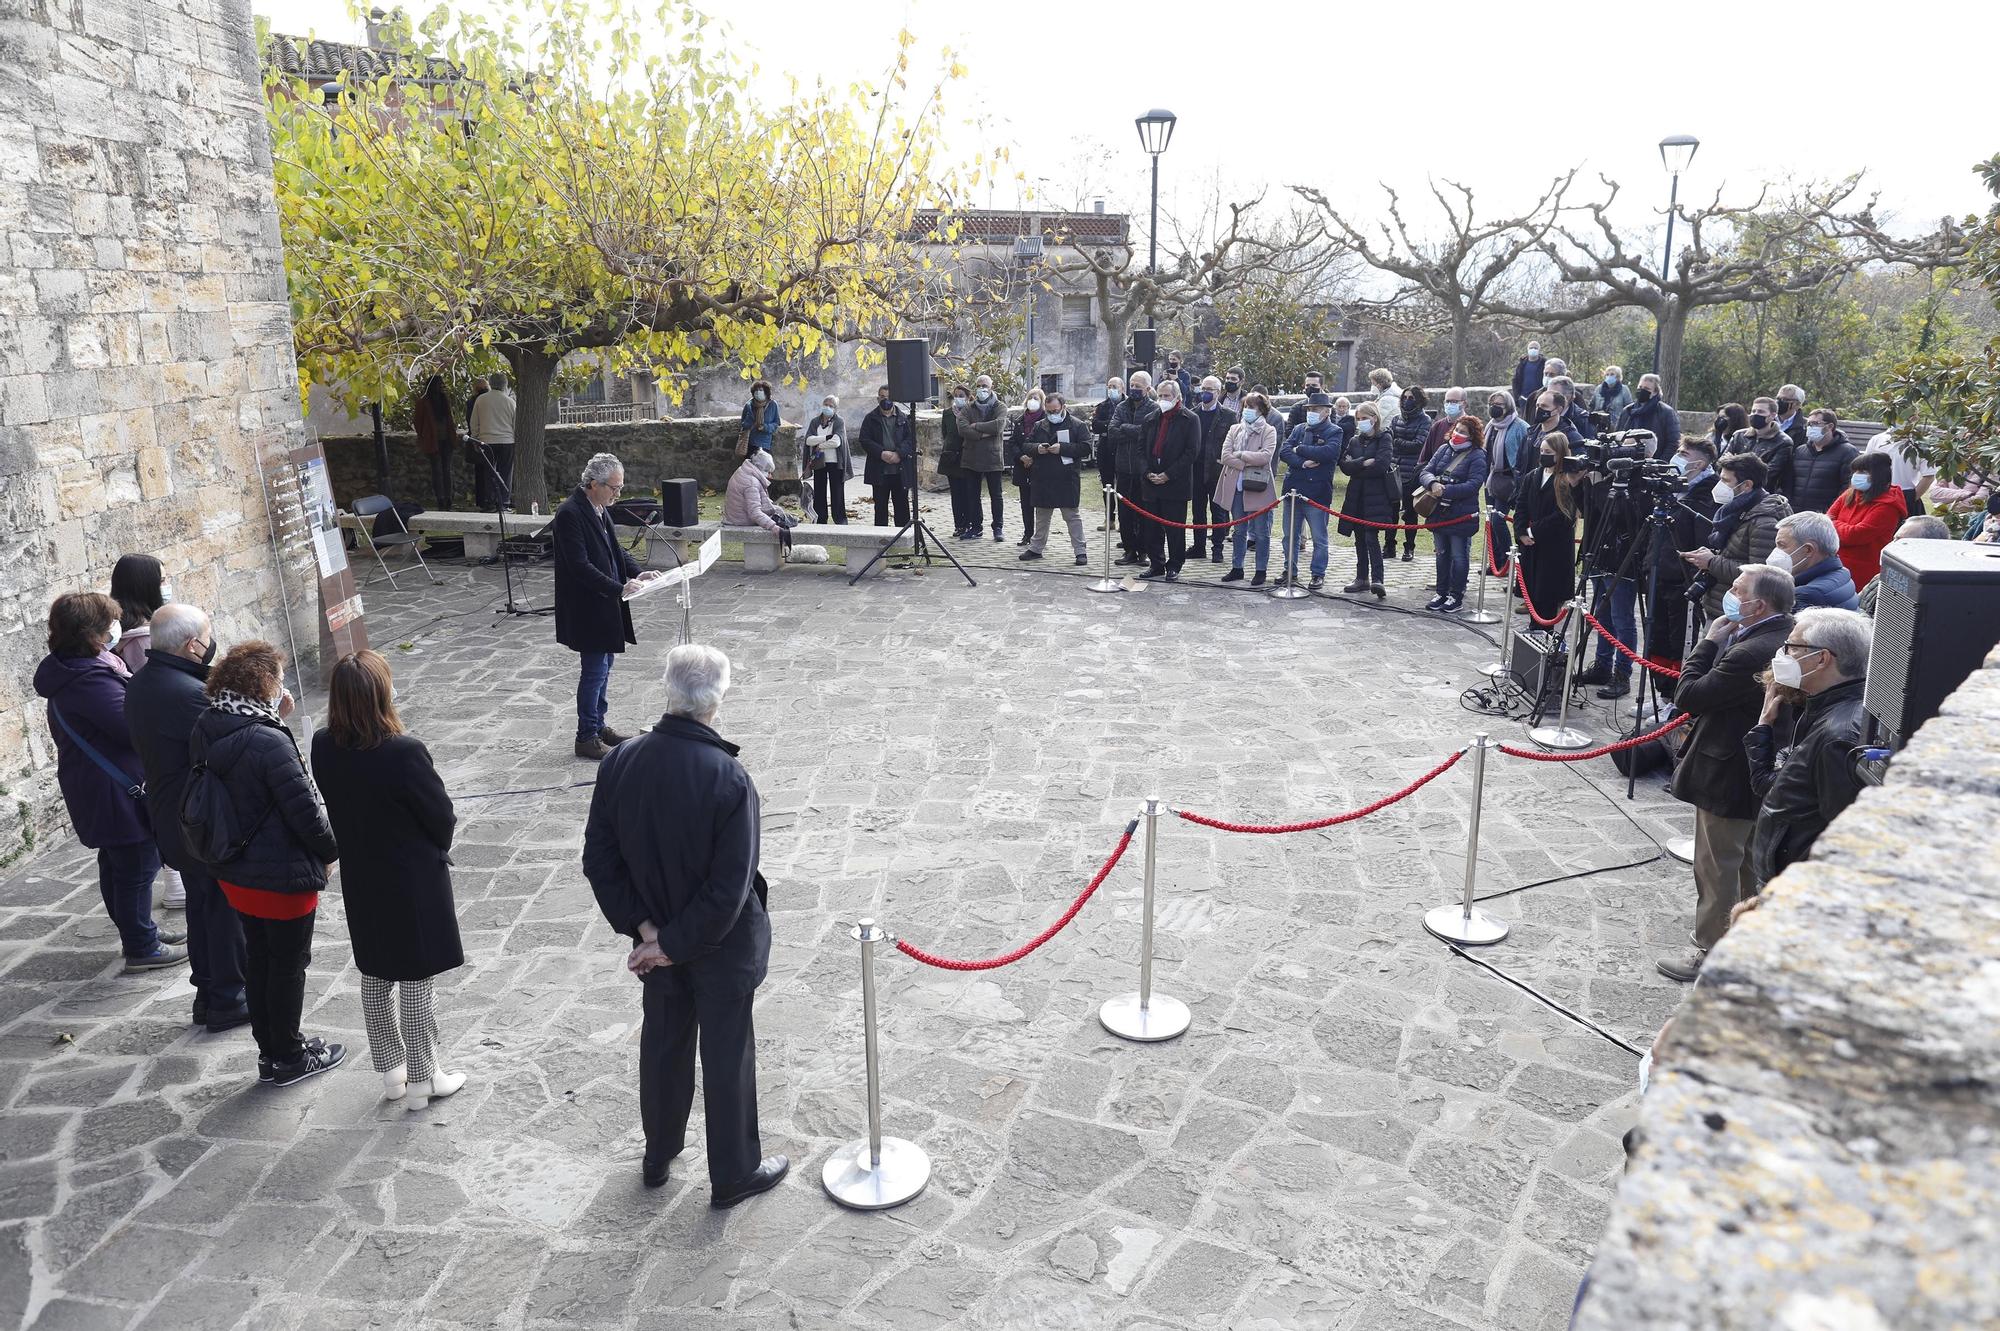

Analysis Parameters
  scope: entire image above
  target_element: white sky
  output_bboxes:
[257,0,1997,245]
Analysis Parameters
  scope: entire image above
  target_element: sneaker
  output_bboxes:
[161,868,187,910]
[1251,571,1267,587]
[1425,594,1449,611]
[260,1037,327,1084]
[1597,676,1632,699]
[268,1040,346,1087]
[598,726,631,746]
[124,943,188,973]
[1441,596,1464,613]
[574,736,609,761]
[1017,549,1043,561]
[1221,568,1245,583]
[1655,947,1706,983]
[1073,555,1089,566]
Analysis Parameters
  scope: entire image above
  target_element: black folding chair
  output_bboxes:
[349,495,433,589]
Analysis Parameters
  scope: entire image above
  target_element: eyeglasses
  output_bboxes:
[1780,642,1824,656]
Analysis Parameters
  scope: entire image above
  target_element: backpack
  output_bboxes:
[179,717,275,866]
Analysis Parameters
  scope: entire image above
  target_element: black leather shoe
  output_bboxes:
[192,994,208,1027]
[1138,566,1166,580]
[1342,581,1368,594]
[643,1157,670,1188]
[1250,571,1267,586]
[1017,549,1042,561]
[1220,568,1244,583]
[205,1007,252,1034]
[575,736,609,761]
[711,1154,790,1209]
[1074,555,1089,566]
[1597,677,1632,699]
[1573,665,1612,687]
[598,726,631,746]
[1164,568,1180,582]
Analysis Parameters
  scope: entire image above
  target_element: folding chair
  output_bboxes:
[349,495,433,590]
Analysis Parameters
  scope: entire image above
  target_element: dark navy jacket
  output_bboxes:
[125,649,212,870]
[552,485,641,655]
[33,652,148,849]
[1280,420,1343,504]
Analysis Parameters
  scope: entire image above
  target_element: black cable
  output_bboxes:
[1445,945,1645,1057]
[456,778,597,800]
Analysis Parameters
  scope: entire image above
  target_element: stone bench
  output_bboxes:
[336,509,520,559]
[619,521,912,573]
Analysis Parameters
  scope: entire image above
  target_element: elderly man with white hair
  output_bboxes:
[582,643,787,1206]
[553,452,659,760]
[1105,369,1157,565]
[1772,510,1858,611]
[1745,607,1873,889]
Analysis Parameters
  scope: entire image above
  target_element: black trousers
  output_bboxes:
[1116,473,1146,554]
[947,472,978,532]
[641,968,761,1190]
[1199,492,1227,557]
[978,472,1005,532]
[1017,485,1034,539]
[183,865,246,1013]
[1354,529,1385,584]
[473,442,515,510]
[873,482,910,527]
[1393,466,1420,550]
[240,909,316,1064]
[1144,492,1186,571]
[812,466,847,524]
[428,441,454,509]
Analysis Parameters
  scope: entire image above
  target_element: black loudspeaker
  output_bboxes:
[885,338,929,403]
[1131,328,1157,367]
[1865,539,2000,747]
[658,478,699,528]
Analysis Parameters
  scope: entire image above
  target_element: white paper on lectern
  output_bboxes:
[623,529,723,598]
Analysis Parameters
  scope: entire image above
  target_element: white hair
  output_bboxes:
[1545,357,1569,377]
[1444,385,1465,399]
[1794,607,1871,678]
[1639,373,1662,391]
[1780,510,1840,557]
[821,393,839,407]
[663,644,731,721]
[581,452,623,487]
[150,602,209,654]
[1154,377,1180,399]
[1738,564,1797,615]
[1779,383,1805,403]
[1128,370,1152,390]
[748,449,774,474]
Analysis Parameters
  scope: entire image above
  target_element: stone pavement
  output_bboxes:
[0,553,1700,1330]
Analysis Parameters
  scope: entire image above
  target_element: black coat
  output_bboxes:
[1388,408,1433,486]
[126,650,213,872]
[583,715,770,995]
[552,487,641,655]
[310,732,463,981]
[1006,410,1046,488]
[1194,405,1239,489]
[1650,472,1720,587]
[1337,431,1397,535]
[1737,429,1797,501]
[1668,615,1793,820]
[1138,405,1202,502]
[1746,677,1868,886]
[1788,434,1860,514]
[186,709,338,894]
[1106,394,1153,482]
[1024,414,1093,509]
[1514,467,1577,618]
[1090,396,1120,478]
[1618,396,1681,458]
[858,406,917,487]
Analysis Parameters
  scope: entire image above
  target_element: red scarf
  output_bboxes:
[1152,403,1177,460]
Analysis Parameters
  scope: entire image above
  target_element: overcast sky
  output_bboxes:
[258,0,1997,246]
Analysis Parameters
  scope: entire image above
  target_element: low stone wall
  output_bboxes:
[1572,645,2000,1330]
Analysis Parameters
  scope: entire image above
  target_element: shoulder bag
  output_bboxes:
[50,705,144,801]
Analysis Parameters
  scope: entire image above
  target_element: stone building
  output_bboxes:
[0,0,318,865]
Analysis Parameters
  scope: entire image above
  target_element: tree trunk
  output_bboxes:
[1101,307,1133,381]
[503,345,560,512]
[1656,300,1691,407]
[1448,306,1471,386]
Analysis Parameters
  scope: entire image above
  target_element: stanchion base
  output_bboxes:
[1086,578,1127,594]
[1098,991,1191,1042]
[1666,836,1695,864]
[1464,609,1501,625]
[1268,586,1312,600]
[821,1136,931,1210]
[1527,725,1595,751]
[1424,904,1510,946]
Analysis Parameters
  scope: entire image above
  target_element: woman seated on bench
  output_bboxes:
[724,450,795,552]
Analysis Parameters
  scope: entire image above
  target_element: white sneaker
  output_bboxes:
[382,1064,408,1101]
[161,868,187,910]
[404,1069,467,1110]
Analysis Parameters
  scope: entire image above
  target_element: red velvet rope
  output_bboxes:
[1115,493,1281,530]
[1581,610,1684,679]
[892,819,1139,971]
[1173,749,1467,833]
[1294,495,1477,530]
[1496,712,1690,762]
[1512,559,1572,628]
[1485,520,1508,576]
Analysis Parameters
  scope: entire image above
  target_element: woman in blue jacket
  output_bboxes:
[1420,416,1491,612]
[1280,393,1344,590]
[739,380,781,455]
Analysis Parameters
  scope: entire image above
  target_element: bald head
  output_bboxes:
[150,602,211,659]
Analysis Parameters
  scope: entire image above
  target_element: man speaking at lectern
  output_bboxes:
[554,452,658,760]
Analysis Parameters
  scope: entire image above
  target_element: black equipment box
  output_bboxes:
[1865,538,2000,747]
[658,478,700,528]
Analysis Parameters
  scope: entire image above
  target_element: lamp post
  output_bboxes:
[1652,134,1699,393]
[1134,109,1176,371]
[1014,232,1044,390]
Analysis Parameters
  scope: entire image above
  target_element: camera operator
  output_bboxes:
[1642,437,1722,692]
[1679,452,1792,626]
[1745,607,1872,892]
[1735,397,1797,503]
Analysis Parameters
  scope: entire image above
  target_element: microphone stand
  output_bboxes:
[471,438,552,617]
[849,402,976,588]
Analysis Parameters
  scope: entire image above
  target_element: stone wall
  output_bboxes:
[0,0,317,866]
[1573,644,2000,1330]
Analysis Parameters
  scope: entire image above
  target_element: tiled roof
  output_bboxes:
[265,32,465,86]
[907,208,1131,245]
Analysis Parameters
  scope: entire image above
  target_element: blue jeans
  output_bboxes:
[1592,578,1639,676]
[1229,489,1274,572]
[1435,527,1472,599]
[1284,496,1330,580]
[98,841,161,957]
[576,651,613,742]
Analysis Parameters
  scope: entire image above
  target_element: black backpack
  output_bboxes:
[179,716,275,866]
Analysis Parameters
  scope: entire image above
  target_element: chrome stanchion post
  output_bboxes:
[1269,491,1309,600]
[1088,485,1125,594]
[1528,597,1595,750]
[822,919,931,1210]
[1424,735,1509,945]
[1486,545,1518,680]
[1465,511,1499,625]
[1099,799,1191,1041]
[1666,836,1695,864]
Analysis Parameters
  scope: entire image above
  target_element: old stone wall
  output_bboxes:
[0,0,317,866]
[1573,644,2000,1330]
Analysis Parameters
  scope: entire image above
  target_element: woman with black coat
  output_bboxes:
[1387,387,1434,561]
[1007,390,1046,546]
[312,650,466,1109]
[1514,435,1580,621]
[1337,403,1396,599]
[187,641,344,1087]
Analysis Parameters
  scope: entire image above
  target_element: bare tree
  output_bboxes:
[1294,173,1574,383]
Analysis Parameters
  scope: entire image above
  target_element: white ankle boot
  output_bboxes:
[161,868,187,910]
[404,1069,467,1109]
[381,1065,408,1101]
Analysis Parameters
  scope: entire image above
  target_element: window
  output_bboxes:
[1060,293,1093,329]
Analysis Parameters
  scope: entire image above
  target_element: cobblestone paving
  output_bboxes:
[0,551,1698,1330]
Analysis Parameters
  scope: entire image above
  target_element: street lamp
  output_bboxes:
[1652,134,1699,388]
[1014,232,1044,389]
[1134,108,1176,371]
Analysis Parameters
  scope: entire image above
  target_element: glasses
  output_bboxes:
[1780,642,1822,656]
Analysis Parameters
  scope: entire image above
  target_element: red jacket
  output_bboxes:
[1828,487,1904,590]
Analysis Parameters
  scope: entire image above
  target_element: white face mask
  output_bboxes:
[1106,384,1119,397]
[976,388,992,402]
[160,582,175,603]
[106,622,122,651]
[1157,397,1178,411]
[1766,546,1795,575]
[1241,408,1259,424]
[1771,649,1812,689]
[821,404,835,416]
[1025,399,1042,413]
[1047,411,1065,424]
[1712,480,1736,505]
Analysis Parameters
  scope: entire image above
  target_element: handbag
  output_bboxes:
[50,704,145,801]
[734,430,749,459]
[1238,428,1274,492]
[1414,447,1474,519]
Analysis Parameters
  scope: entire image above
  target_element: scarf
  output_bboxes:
[1707,485,1764,551]
[212,690,282,723]
[1151,405,1177,460]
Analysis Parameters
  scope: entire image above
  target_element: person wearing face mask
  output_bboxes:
[1138,380,1201,581]
[1824,451,1903,594]
[1419,387,1467,469]
[1587,365,1633,422]
[110,553,169,675]
[1733,396,1796,503]
[1366,367,1401,424]
[1774,384,1808,448]
[940,382,978,539]
[126,603,250,1030]
[1787,408,1860,514]
[1482,391,1529,573]
[1279,391,1342,590]
[1679,452,1792,625]
[1387,386,1433,563]
[1511,340,1546,412]
[1107,371,1157,565]
[802,394,850,526]
[859,384,918,528]
[1193,376,1240,561]
[1659,564,1795,982]
[1007,390,1049,545]
[1643,438,1722,686]
[958,375,1008,539]
[1708,402,1749,458]
[1547,375,1595,440]
[1337,402,1396,598]
[1091,376,1125,531]
[35,592,188,974]
[1215,392,1280,585]
[1617,373,1679,458]
[1286,371,1328,432]
[1419,415,1489,612]
[1162,351,1193,403]
[1744,608,1873,892]
[1018,393,1094,566]
[1218,367,1246,414]
[737,380,780,457]
[1512,429,1579,620]
[1771,511,1858,611]
[1860,427,1937,517]
[188,641,346,1085]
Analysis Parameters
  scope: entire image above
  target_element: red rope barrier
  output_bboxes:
[1115,494,1280,531]
[1484,519,1508,576]
[1581,610,1683,679]
[1294,495,1477,530]
[1173,749,1467,833]
[1497,712,1690,762]
[1512,559,1571,629]
[892,818,1139,971]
